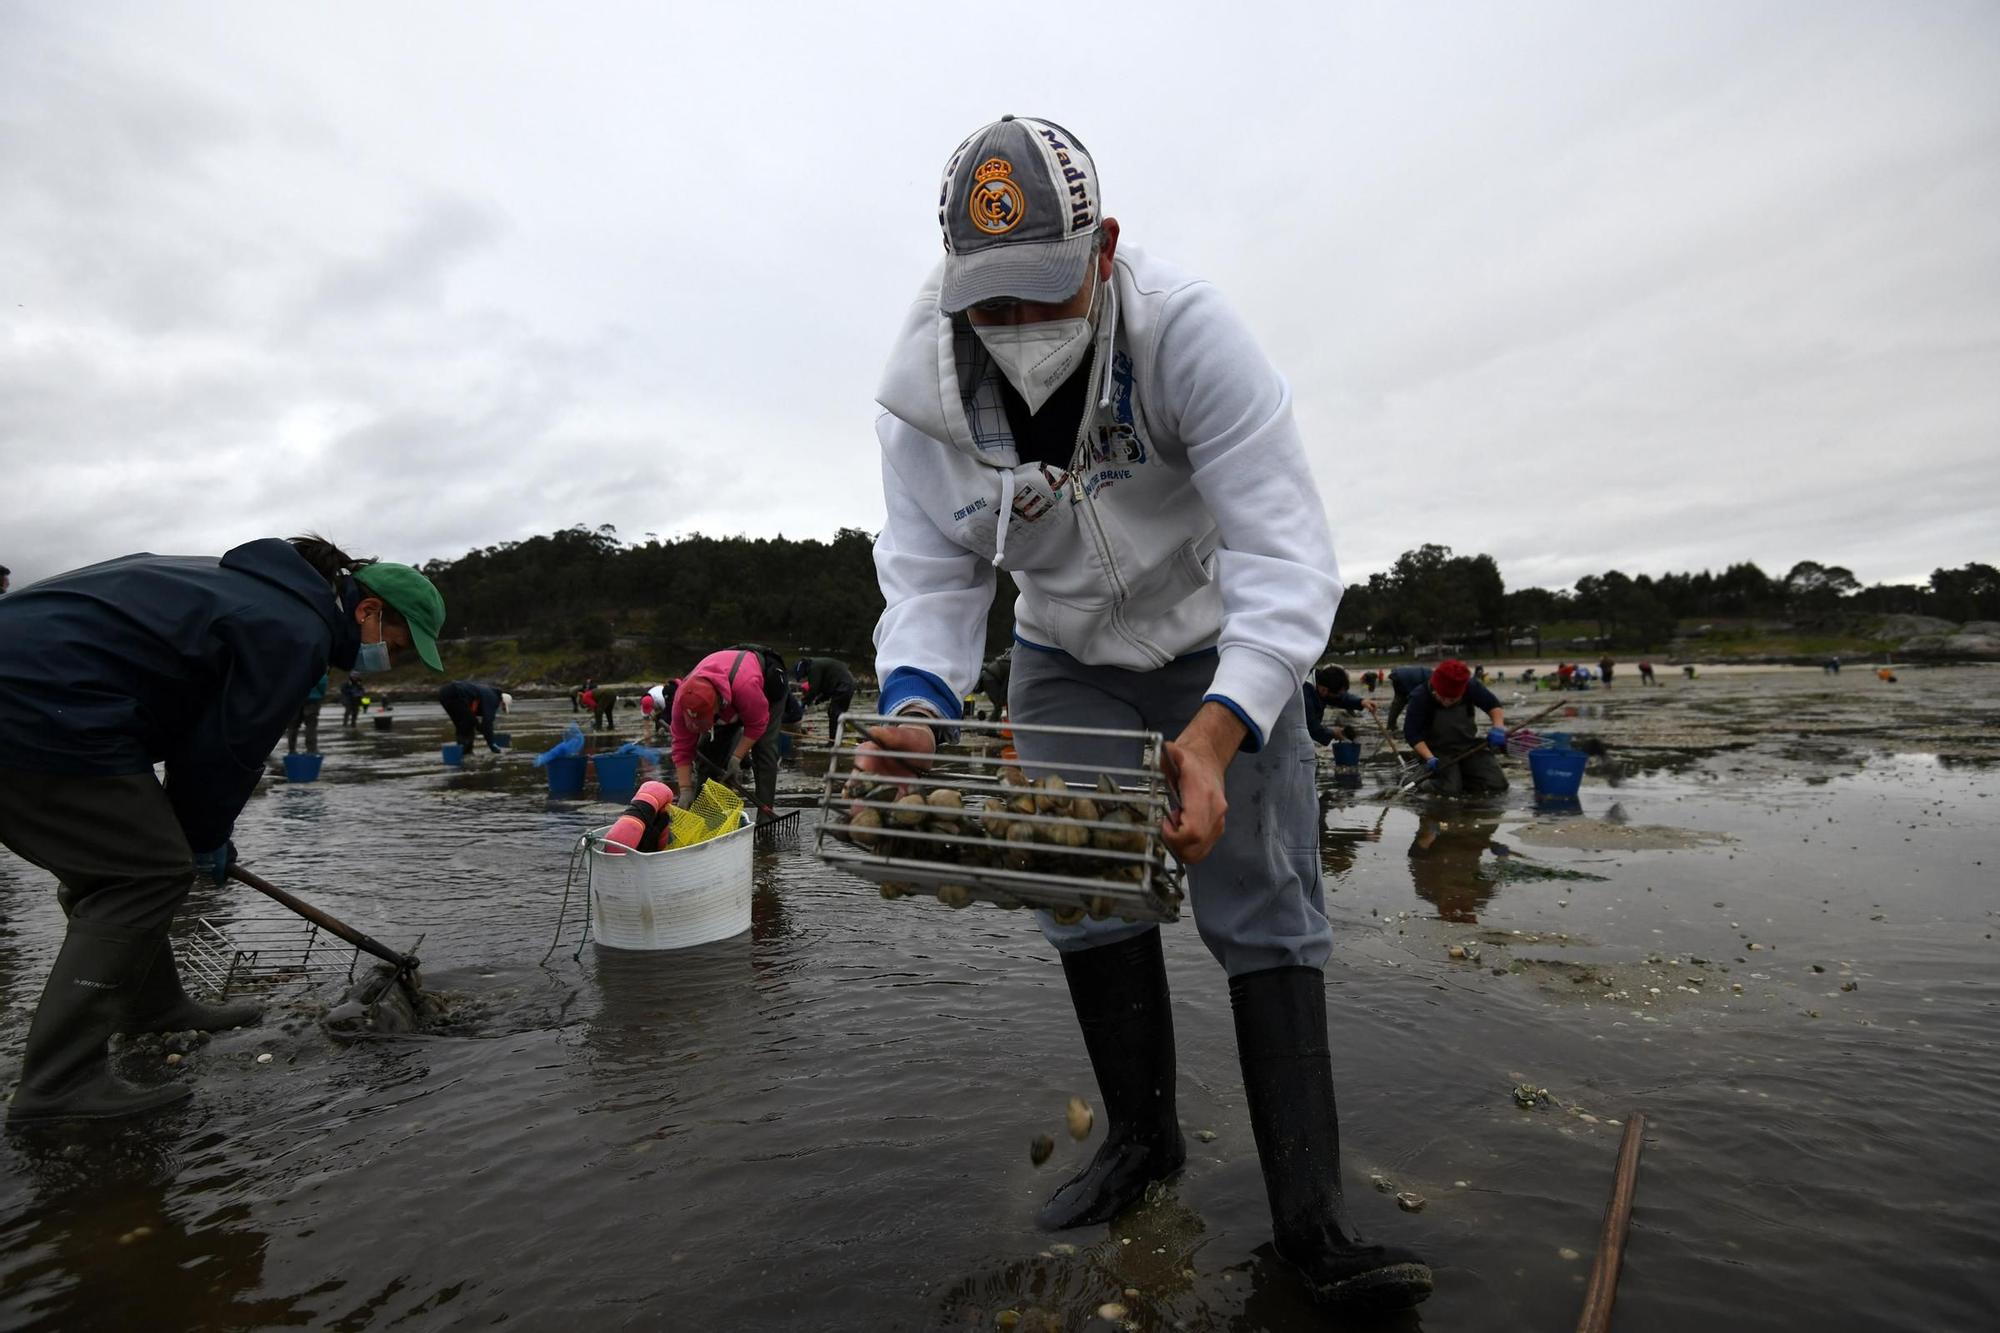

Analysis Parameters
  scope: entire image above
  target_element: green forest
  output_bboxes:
[408,524,1998,685]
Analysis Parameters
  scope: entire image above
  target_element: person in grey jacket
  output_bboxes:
[856,116,1428,1312]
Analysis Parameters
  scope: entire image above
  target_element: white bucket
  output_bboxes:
[585,812,754,950]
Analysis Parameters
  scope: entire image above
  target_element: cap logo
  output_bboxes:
[968,158,1026,236]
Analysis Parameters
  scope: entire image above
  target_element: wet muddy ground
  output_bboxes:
[2,667,1996,1331]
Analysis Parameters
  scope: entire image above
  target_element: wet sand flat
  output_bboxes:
[2,666,1996,1330]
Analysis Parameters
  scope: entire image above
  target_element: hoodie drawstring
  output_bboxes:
[992,466,1015,566]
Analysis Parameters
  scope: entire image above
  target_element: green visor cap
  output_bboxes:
[353,562,446,671]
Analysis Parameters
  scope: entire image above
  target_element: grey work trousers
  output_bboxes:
[1008,647,1331,976]
[0,768,197,930]
[287,701,321,755]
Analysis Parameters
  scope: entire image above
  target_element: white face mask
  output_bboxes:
[355,640,391,672]
[971,268,1099,415]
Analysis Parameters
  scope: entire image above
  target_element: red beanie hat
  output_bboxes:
[679,676,720,730]
[1431,659,1472,694]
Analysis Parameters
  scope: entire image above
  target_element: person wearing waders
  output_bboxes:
[854,115,1431,1312]
[0,537,445,1124]
[1383,663,1430,732]
[641,679,680,741]
[1402,659,1509,796]
[438,680,509,752]
[1304,665,1373,748]
[670,648,784,822]
[339,673,365,725]
[1598,655,1615,688]
[728,645,794,819]
[286,671,328,754]
[794,656,857,740]
[590,686,618,730]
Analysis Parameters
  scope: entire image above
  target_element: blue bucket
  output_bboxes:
[1529,748,1587,799]
[1331,740,1362,766]
[441,744,463,766]
[545,754,588,797]
[282,753,323,783]
[594,752,641,801]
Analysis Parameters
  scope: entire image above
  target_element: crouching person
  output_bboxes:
[0,536,445,1123]
[1402,659,1509,795]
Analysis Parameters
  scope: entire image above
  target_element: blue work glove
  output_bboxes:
[1424,757,1441,774]
[194,841,236,885]
[1488,726,1508,750]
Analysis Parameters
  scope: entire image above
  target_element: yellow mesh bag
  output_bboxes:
[660,803,714,849]
[690,779,745,835]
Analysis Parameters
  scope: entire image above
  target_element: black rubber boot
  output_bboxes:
[1037,929,1186,1230]
[125,936,263,1034]
[1231,966,1433,1311]
[7,920,193,1125]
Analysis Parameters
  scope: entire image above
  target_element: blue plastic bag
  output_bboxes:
[612,740,662,765]
[534,722,587,768]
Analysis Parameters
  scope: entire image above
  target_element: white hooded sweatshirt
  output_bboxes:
[871,244,1342,749]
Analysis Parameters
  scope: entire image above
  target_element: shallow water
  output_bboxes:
[3,670,1997,1330]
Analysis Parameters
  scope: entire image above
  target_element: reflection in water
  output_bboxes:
[581,936,760,1087]
[1406,809,1503,923]
[1318,797,1387,881]
[0,1137,309,1332]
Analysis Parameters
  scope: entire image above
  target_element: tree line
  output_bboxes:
[1338,545,1999,651]
[417,526,1996,665]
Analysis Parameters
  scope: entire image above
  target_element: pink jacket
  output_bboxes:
[669,649,772,766]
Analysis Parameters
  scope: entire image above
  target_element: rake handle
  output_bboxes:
[228,865,419,974]
[1576,1113,1647,1333]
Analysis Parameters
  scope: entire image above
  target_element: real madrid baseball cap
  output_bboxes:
[937,115,1102,314]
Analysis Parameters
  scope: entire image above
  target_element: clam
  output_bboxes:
[980,797,1012,837]
[1029,1133,1055,1166]
[1043,820,1090,850]
[1066,1095,1094,1140]
[1091,826,1148,855]
[999,765,1030,787]
[848,806,885,850]
[890,792,930,827]
[880,882,912,900]
[1050,905,1085,926]
[1090,795,1149,852]
[1085,895,1117,920]
[1004,823,1039,871]
[1034,774,1069,814]
[1007,792,1037,817]
[937,884,973,909]
[925,787,965,811]
[1069,796,1100,823]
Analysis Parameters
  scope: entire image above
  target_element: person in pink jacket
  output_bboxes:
[669,650,772,806]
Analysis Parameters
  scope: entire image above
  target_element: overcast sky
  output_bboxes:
[3,1,1995,596]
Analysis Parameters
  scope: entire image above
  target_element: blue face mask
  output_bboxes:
[355,640,391,672]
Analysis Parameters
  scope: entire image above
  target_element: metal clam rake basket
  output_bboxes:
[812,714,1185,925]
[180,914,367,999]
